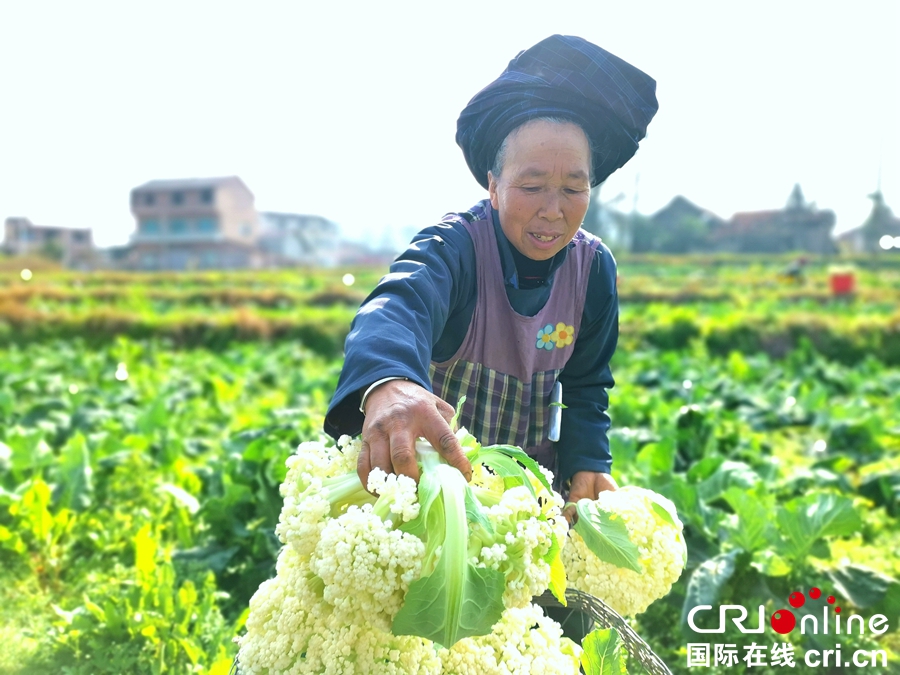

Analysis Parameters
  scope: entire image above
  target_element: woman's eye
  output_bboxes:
[521,186,541,193]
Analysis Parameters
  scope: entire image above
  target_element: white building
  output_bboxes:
[127,176,261,270]
[257,212,340,267]
[2,217,95,268]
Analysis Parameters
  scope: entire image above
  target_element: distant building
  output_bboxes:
[650,196,727,232]
[257,212,340,267]
[631,187,837,255]
[711,185,837,254]
[836,190,900,253]
[125,176,261,270]
[2,217,95,268]
[638,196,727,253]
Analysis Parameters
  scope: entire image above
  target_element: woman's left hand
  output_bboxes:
[565,471,618,522]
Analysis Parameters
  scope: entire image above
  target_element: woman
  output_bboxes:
[324,34,657,508]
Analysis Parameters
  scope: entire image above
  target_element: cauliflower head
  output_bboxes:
[562,486,687,617]
[438,603,581,675]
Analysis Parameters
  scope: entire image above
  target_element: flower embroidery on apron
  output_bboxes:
[536,322,575,350]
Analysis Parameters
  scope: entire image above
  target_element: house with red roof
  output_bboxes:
[710,185,836,254]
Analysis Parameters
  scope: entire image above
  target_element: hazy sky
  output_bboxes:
[1,1,897,248]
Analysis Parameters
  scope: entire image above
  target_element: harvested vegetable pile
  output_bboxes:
[237,424,686,674]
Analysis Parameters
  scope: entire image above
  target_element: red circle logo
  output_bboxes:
[771,609,796,634]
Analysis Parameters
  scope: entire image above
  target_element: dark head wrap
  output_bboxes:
[456,35,658,189]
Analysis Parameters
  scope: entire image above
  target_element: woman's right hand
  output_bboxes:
[357,379,472,486]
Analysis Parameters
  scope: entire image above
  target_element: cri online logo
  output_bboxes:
[773,588,840,634]
[687,587,890,636]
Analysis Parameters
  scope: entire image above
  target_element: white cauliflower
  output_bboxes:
[240,437,439,674]
[563,486,687,617]
[438,603,582,675]
[477,485,565,608]
[239,488,436,670]
[276,439,377,557]
[367,468,421,523]
[239,547,440,675]
[237,547,329,674]
[239,433,583,673]
[311,504,425,629]
[293,616,441,675]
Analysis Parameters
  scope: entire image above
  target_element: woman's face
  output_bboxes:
[488,120,592,261]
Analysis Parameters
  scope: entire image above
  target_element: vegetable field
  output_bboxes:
[2,255,899,674]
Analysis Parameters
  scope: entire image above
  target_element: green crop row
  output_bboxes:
[617,251,900,272]
[0,302,356,356]
[6,282,900,310]
[4,301,899,366]
[625,308,900,366]
[1,284,368,309]
[0,263,387,290]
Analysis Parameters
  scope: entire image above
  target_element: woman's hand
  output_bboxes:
[564,470,618,522]
[358,379,472,486]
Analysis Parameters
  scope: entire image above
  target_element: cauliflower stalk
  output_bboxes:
[394,431,571,646]
[392,443,507,647]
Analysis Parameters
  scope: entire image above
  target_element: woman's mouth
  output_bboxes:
[529,232,561,247]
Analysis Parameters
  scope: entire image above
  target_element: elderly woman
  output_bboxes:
[325,35,657,507]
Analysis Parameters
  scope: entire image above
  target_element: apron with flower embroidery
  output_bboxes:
[429,199,601,478]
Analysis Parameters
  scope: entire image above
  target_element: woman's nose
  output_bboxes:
[540,192,563,221]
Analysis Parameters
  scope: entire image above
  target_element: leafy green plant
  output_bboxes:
[580,627,628,674]
[51,524,237,675]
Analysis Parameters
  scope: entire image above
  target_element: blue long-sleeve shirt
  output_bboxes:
[324,205,619,486]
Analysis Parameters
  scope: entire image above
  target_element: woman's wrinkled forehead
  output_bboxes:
[492,118,592,182]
